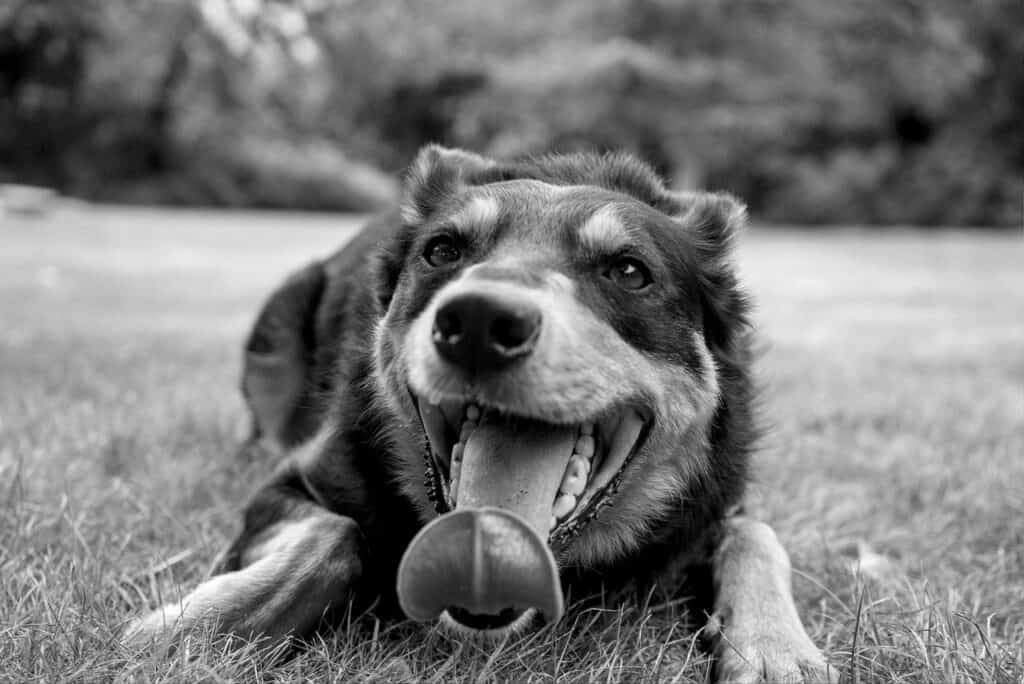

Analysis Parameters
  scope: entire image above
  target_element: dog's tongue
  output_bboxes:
[456,416,576,537]
[397,416,575,624]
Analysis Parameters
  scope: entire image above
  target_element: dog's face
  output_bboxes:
[373,146,748,635]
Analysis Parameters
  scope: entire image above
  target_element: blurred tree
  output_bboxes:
[0,0,1018,224]
[966,0,1024,171]
[0,0,106,185]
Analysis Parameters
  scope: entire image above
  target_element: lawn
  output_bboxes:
[1,206,1022,683]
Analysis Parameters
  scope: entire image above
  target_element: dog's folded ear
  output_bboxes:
[401,145,496,225]
[672,190,747,265]
[671,191,752,353]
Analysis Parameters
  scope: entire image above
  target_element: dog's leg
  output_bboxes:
[124,481,363,646]
[708,516,836,683]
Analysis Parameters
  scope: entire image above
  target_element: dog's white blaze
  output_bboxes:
[579,205,627,251]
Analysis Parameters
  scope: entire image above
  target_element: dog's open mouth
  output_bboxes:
[396,395,649,633]
[416,399,649,541]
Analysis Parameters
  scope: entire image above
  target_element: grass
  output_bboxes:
[1,205,1022,683]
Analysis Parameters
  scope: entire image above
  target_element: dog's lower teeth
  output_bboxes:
[450,442,465,500]
[553,493,577,520]
[560,455,589,496]
[574,434,595,459]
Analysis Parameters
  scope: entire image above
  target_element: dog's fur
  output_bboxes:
[127,146,834,682]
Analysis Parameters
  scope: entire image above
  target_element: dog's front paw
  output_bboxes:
[121,603,185,647]
[708,613,837,683]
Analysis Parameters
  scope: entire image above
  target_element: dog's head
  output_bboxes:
[372,145,750,636]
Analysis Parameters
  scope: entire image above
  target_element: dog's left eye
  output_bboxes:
[424,236,462,267]
[607,257,652,290]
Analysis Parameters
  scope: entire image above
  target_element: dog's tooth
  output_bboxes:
[450,443,464,500]
[549,516,558,532]
[465,404,480,421]
[580,423,594,436]
[459,420,477,443]
[574,435,595,459]
[553,493,577,520]
[560,455,589,496]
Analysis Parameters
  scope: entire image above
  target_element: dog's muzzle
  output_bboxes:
[396,278,650,633]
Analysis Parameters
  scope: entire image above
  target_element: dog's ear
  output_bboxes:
[672,191,752,353]
[401,144,496,225]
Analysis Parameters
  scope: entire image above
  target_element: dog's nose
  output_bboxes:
[432,292,541,373]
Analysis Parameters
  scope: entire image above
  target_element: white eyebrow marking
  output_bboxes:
[452,195,500,232]
[546,271,574,294]
[579,205,627,249]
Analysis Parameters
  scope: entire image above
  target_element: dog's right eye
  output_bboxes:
[424,236,462,267]
[607,257,652,291]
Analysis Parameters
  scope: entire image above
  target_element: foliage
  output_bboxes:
[0,0,1020,224]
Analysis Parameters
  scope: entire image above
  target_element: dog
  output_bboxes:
[127,145,835,682]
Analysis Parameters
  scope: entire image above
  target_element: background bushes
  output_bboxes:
[1,0,1020,225]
